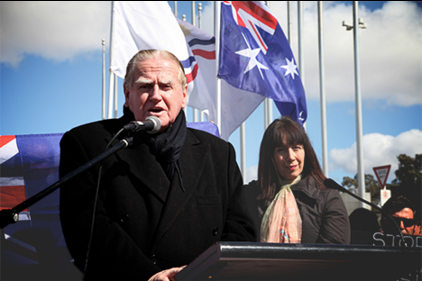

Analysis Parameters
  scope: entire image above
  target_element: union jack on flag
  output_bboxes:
[0,134,66,265]
[218,1,307,126]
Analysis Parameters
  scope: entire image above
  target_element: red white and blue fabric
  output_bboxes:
[177,18,218,126]
[0,123,219,265]
[218,1,307,126]
[1,134,64,264]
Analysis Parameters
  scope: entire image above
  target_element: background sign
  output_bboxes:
[380,189,391,206]
[373,165,391,189]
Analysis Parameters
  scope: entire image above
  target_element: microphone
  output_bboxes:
[324,178,408,247]
[123,116,161,134]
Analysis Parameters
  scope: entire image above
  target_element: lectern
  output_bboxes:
[175,242,421,281]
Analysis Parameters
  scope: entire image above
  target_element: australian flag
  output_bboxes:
[218,1,307,126]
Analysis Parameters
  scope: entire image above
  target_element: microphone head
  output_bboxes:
[146,116,161,134]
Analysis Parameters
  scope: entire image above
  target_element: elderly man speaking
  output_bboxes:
[59,49,255,281]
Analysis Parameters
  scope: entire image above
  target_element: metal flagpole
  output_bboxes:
[114,74,118,118]
[181,12,188,119]
[353,1,366,207]
[263,1,272,129]
[287,2,292,44]
[297,1,306,130]
[192,1,198,123]
[318,1,329,177]
[343,2,367,207]
[107,1,115,119]
[297,1,304,85]
[214,1,221,133]
[240,123,246,183]
[198,3,205,122]
[102,39,106,120]
[267,1,272,126]
[264,97,268,128]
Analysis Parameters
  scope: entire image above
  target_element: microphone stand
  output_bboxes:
[324,178,408,247]
[0,136,133,229]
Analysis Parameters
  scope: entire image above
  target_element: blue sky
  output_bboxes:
[1,1,421,186]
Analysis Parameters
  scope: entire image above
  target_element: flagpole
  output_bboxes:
[264,2,272,129]
[267,1,273,125]
[198,3,205,122]
[318,1,329,177]
[297,1,304,84]
[214,1,221,133]
[353,1,365,207]
[182,12,188,120]
[192,1,199,123]
[114,74,118,118]
[240,123,246,183]
[107,1,115,119]
[102,39,106,120]
[287,1,292,43]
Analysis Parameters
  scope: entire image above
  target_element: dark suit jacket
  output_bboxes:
[59,117,255,280]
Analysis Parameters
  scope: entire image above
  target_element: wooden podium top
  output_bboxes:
[175,242,421,281]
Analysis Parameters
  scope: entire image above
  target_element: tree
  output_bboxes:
[341,154,422,214]
[388,154,421,190]
[342,174,381,207]
[386,154,421,212]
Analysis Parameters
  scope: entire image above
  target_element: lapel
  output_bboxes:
[116,137,170,202]
[152,130,209,243]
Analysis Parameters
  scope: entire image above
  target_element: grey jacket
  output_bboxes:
[243,176,350,244]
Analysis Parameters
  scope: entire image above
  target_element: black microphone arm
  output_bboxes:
[0,136,134,229]
[323,178,408,247]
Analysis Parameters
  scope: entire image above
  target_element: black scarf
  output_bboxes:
[123,107,187,192]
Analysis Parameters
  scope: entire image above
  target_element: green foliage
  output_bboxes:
[387,154,421,213]
[388,154,421,191]
[342,154,422,212]
[341,174,380,206]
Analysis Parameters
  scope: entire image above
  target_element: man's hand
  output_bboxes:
[148,266,186,281]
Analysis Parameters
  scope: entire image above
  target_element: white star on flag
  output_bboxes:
[235,34,268,79]
[281,58,299,79]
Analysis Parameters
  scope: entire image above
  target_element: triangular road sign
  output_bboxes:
[373,165,391,189]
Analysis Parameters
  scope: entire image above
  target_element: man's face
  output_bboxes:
[391,207,415,235]
[124,55,187,132]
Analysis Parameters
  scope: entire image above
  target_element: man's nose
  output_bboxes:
[150,85,161,100]
[399,220,405,229]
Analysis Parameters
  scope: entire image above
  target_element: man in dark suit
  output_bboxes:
[59,49,255,281]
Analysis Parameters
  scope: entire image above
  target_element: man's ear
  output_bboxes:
[123,83,130,107]
[181,83,188,109]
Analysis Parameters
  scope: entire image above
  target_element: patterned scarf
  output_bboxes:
[260,175,302,243]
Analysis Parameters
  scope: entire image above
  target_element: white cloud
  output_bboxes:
[0,1,111,67]
[329,129,422,181]
[264,1,422,106]
[1,1,421,107]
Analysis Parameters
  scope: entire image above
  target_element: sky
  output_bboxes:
[1,1,421,188]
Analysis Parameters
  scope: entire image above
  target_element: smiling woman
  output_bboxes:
[243,116,351,244]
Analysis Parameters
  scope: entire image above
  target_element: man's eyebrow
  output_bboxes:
[133,78,174,85]
[158,79,174,85]
[134,77,153,84]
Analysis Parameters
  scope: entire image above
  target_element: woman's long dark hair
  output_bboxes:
[257,116,326,200]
